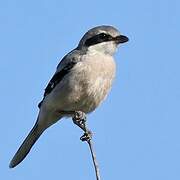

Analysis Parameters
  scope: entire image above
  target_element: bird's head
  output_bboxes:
[78,25,129,55]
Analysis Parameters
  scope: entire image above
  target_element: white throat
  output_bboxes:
[87,41,118,56]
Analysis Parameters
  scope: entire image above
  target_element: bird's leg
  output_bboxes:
[72,111,86,131]
[72,111,92,142]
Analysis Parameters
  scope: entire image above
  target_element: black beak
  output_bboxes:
[114,35,129,44]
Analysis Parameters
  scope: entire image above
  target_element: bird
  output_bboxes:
[9,25,129,168]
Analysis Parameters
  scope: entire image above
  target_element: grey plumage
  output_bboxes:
[9,120,44,168]
[9,25,128,168]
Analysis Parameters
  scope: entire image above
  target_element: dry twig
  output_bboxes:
[73,111,101,180]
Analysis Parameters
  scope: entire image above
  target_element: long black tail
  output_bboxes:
[9,122,44,168]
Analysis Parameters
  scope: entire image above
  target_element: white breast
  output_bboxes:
[75,51,116,113]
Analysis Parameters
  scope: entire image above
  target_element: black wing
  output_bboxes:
[38,60,77,108]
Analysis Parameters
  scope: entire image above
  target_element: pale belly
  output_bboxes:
[79,75,114,113]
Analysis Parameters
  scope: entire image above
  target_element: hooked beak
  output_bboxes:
[114,35,129,44]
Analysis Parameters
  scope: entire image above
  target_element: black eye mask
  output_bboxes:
[84,33,113,47]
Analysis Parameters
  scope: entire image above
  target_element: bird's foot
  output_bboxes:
[80,130,92,142]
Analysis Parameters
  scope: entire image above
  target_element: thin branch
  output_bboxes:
[72,111,101,180]
[87,139,101,180]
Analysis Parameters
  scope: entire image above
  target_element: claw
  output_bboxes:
[80,131,92,142]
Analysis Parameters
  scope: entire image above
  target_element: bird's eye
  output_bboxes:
[99,33,109,39]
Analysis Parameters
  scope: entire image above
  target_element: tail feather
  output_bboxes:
[9,122,44,168]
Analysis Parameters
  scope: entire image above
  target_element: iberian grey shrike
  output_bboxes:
[9,25,129,168]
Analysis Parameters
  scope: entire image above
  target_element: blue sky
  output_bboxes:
[1,0,180,179]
